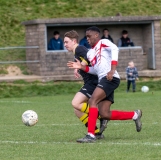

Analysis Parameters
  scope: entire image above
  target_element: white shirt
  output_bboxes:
[87,39,120,81]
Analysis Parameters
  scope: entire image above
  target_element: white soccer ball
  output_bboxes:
[22,110,38,126]
[141,86,149,93]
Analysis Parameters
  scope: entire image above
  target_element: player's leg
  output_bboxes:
[98,78,142,132]
[72,92,89,111]
[72,92,100,134]
[77,77,142,143]
[77,87,106,143]
[98,102,109,134]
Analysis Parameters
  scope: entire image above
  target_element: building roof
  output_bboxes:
[22,15,161,26]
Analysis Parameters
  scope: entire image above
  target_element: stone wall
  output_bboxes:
[118,49,147,72]
[154,21,161,69]
[25,24,40,75]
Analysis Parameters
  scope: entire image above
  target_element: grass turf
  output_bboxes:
[0,91,161,159]
[0,0,161,47]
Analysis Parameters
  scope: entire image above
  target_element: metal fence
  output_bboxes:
[0,46,40,64]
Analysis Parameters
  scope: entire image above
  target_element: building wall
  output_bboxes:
[154,21,161,69]
[25,24,40,75]
[25,21,160,77]
[118,49,147,72]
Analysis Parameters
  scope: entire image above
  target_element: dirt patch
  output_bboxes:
[6,65,22,76]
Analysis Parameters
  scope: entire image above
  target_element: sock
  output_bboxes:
[79,113,100,133]
[88,107,98,135]
[81,102,89,114]
[132,111,138,120]
[81,103,100,120]
[110,110,135,120]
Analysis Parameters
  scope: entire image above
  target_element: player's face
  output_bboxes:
[64,37,76,52]
[86,30,99,47]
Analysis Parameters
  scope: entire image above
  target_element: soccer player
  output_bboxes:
[64,30,108,139]
[67,26,142,143]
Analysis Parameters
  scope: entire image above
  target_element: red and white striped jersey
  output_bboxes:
[86,39,120,81]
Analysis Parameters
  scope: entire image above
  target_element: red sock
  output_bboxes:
[88,107,98,135]
[110,110,134,120]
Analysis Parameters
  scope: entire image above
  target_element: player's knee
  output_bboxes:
[71,100,80,110]
[99,111,111,120]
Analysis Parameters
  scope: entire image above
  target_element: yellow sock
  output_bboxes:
[79,113,88,125]
[81,102,89,114]
[81,103,101,120]
[79,113,100,134]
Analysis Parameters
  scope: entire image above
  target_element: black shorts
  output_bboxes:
[97,76,120,103]
[79,82,97,98]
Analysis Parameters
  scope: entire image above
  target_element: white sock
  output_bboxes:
[132,111,138,120]
[88,133,95,138]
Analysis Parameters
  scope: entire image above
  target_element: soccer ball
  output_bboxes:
[22,110,38,126]
[141,86,149,93]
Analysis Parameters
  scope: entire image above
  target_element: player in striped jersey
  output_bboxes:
[64,30,108,139]
[67,26,142,143]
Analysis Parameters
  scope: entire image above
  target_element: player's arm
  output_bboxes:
[106,41,119,81]
[67,59,96,75]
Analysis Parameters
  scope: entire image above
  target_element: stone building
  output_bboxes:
[22,16,161,80]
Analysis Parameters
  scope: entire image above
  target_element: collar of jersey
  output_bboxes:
[92,40,100,49]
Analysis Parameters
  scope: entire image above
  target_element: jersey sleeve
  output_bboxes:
[102,39,119,65]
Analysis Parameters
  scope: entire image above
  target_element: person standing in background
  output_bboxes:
[126,61,139,92]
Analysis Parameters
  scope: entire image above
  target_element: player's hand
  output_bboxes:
[74,69,80,78]
[67,59,82,69]
[136,78,139,81]
[106,70,115,81]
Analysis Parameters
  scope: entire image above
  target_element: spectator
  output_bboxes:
[118,30,134,47]
[101,28,113,43]
[79,36,91,49]
[126,61,139,92]
[48,31,64,50]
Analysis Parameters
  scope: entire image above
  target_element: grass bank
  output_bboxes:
[0,80,161,98]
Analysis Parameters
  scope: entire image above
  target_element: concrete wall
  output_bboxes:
[154,21,161,69]
[118,49,147,72]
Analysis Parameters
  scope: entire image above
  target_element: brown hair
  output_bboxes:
[64,30,79,42]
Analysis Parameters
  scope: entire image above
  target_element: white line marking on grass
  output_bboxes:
[1,140,161,146]
[0,100,32,104]
[0,122,158,127]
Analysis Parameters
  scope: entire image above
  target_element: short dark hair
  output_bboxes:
[53,31,59,35]
[103,28,109,32]
[86,26,100,33]
[64,30,79,42]
[122,30,128,35]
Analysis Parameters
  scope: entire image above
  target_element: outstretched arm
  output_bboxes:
[67,59,96,75]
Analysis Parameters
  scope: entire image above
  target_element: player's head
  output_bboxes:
[86,26,100,47]
[53,31,60,40]
[64,30,79,52]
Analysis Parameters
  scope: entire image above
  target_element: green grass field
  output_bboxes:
[0,91,161,160]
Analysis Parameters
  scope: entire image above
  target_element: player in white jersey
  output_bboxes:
[67,26,142,143]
